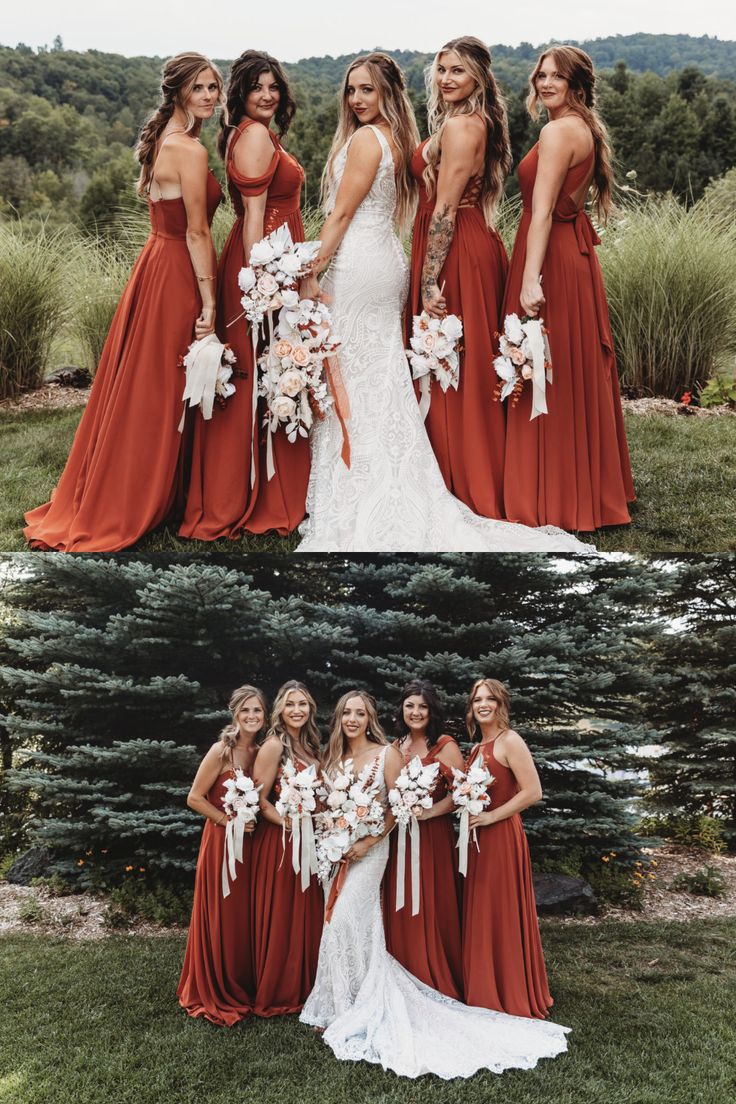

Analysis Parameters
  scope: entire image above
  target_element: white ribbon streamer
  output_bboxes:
[221,813,246,898]
[456,808,470,877]
[395,815,422,914]
[417,376,431,421]
[521,318,553,421]
[300,813,319,893]
[250,325,259,488]
[178,333,228,432]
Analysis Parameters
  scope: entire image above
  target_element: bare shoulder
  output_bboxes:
[238,121,275,152]
[497,728,529,756]
[200,741,225,767]
[347,125,384,159]
[442,113,484,150]
[257,734,283,761]
[168,134,209,164]
[385,744,405,770]
[539,116,588,153]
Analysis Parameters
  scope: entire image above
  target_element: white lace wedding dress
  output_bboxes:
[300,748,570,1079]
[297,125,592,553]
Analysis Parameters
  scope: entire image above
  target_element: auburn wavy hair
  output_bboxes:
[322,690,388,777]
[218,50,297,159]
[423,37,512,225]
[526,45,613,222]
[465,678,512,742]
[135,52,223,197]
[218,684,268,759]
[322,52,419,236]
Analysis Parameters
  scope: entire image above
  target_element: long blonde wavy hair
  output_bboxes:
[465,678,512,742]
[322,689,388,777]
[218,684,268,759]
[526,45,613,222]
[135,52,224,197]
[423,37,512,225]
[266,680,321,764]
[321,52,420,236]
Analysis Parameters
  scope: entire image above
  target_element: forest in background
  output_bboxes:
[1,33,735,221]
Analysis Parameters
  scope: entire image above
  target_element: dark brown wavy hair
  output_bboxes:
[218,50,296,158]
[424,37,512,224]
[527,45,613,222]
[135,52,223,197]
[393,679,446,751]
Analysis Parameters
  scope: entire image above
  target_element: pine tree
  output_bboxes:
[646,556,736,846]
[0,553,665,884]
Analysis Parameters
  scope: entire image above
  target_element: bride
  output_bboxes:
[300,690,570,1078]
[297,53,591,553]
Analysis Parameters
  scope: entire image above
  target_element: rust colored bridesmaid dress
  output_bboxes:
[24,171,222,552]
[503,144,635,531]
[383,735,463,1000]
[181,118,309,540]
[462,739,553,1019]
[177,770,256,1026]
[251,758,323,1015]
[407,140,508,519]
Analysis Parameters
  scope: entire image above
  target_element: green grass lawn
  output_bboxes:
[1,919,735,1104]
[3,405,735,552]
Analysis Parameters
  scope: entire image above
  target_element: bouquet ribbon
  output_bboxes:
[416,375,431,421]
[323,355,351,468]
[520,318,552,421]
[286,812,319,892]
[178,333,227,432]
[325,859,350,923]
[455,809,480,878]
[395,815,422,915]
[221,812,248,898]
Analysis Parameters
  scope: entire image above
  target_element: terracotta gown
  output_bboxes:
[177,770,256,1026]
[383,735,463,1000]
[462,740,553,1019]
[24,173,222,552]
[181,118,309,540]
[503,143,634,531]
[407,139,508,519]
[251,757,323,1015]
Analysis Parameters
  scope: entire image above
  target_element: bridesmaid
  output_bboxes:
[503,45,635,531]
[383,680,464,1000]
[25,53,223,552]
[408,37,511,518]
[181,51,309,540]
[251,680,323,1015]
[178,684,267,1026]
[462,678,553,1019]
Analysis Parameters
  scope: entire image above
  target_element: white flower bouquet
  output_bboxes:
[406,311,463,419]
[315,759,385,886]
[274,759,321,891]
[220,770,262,898]
[451,757,495,877]
[388,755,440,914]
[493,312,552,420]
[177,334,237,432]
[236,223,320,333]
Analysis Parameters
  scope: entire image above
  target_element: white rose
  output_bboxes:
[280,368,305,397]
[270,394,297,421]
[440,313,463,342]
[504,312,524,344]
[279,252,302,277]
[238,267,256,293]
[249,240,274,266]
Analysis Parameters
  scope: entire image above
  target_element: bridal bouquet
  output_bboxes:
[406,311,463,419]
[177,335,237,431]
[236,223,321,333]
[388,756,439,914]
[220,770,262,898]
[256,298,340,480]
[451,758,495,877]
[274,760,321,891]
[493,312,553,420]
[315,759,385,886]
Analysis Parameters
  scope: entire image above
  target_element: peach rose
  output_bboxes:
[509,345,526,366]
[279,368,304,397]
[291,345,310,367]
[273,339,293,358]
[336,816,349,829]
[257,272,279,295]
[356,806,368,817]
[521,365,533,380]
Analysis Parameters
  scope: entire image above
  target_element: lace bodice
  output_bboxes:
[326,125,397,231]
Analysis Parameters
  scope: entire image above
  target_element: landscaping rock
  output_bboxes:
[4,847,55,885]
[533,873,598,916]
[46,367,92,388]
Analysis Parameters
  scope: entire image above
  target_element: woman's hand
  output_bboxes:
[244,820,256,834]
[194,304,216,339]
[345,836,374,862]
[520,276,545,318]
[468,810,496,830]
[299,274,322,302]
[280,814,292,832]
[422,282,447,318]
[413,805,433,822]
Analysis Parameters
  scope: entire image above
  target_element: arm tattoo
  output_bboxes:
[421,203,455,301]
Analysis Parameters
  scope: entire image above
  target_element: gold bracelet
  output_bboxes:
[196,274,216,282]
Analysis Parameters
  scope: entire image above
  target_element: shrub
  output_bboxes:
[698,373,736,409]
[637,813,726,852]
[585,853,648,909]
[671,865,728,898]
[599,194,736,397]
[103,878,193,928]
[18,893,44,924]
[66,236,130,375]
[0,221,70,399]
[702,166,736,219]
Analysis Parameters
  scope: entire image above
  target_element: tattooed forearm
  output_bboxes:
[421,203,456,301]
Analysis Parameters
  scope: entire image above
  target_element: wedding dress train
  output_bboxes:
[297,126,592,554]
[300,748,570,1079]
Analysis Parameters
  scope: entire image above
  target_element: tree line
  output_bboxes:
[0,36,734,225]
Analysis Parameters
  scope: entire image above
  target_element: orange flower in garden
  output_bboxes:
[125,865,134,872]
[601,856,610,863]
[680,391,692,405]
[76,859,85,867]
[139,867,146,873]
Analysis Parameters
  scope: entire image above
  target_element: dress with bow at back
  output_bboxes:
[503,143,634,532]
[407,139,508,519]
[24,159,222,552]
[181,118,309,540]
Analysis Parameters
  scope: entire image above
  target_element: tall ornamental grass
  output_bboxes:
[0,223,70,400]
[66,236,131,374]
[599,194,736,396]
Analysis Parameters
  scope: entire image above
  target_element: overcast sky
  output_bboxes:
[3,0,735,62]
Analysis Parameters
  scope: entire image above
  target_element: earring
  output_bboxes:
[366,727,372,737]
